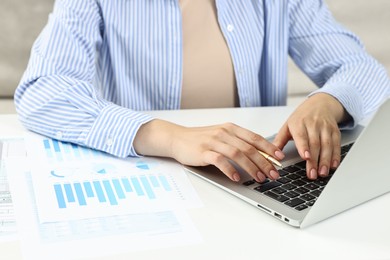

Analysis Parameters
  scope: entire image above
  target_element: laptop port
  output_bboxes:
[257,204,271,213]
[284,218,290,223]
[274,212,282,219]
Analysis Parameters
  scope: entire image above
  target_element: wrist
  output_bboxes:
[310,93,350,123]
[133,119,181,158]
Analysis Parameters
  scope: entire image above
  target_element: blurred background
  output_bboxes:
[0,0,389,113]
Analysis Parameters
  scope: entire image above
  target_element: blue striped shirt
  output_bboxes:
[14,0,390,158]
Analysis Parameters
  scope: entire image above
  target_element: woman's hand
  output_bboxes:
[134,120,285,182]
[273,93,350,180]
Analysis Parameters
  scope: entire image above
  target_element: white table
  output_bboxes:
[1,107,389,260]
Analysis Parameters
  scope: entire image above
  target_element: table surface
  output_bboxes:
[1,107,389,260]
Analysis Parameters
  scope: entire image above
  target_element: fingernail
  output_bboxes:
[233,173,240,182]
[320,165,328,177]
[257,172,266,182]
[332,160,339,168]
[270,170,279,180]
[304,151,311,159]
[310,168,317,179]
[274,150,285,160]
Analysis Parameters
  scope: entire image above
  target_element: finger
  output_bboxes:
[306,127,321,180]
[208,139,268,182]
[224,123,285,160]
[273,123,292,151]
[330,130,341,169]
[214,128,280,180]
[202,150,241,182]
[318,129,333,177]
[287,121,311,161]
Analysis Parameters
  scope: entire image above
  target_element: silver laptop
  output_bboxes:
[184,98,390,228]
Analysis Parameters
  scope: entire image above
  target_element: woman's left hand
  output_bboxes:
[273,93,350,180]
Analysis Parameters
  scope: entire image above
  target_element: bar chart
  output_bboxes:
[53,174,172,209]
[26,133,202,222]
[42,138,103,162]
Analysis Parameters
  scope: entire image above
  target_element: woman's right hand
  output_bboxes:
[133,119,285,182]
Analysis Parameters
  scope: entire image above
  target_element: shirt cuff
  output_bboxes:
[309,83,364,129]
[82,103,154,157]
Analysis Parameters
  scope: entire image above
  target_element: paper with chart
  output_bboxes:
[6,158,202,260]
[0,138,26,241]
[25,132,202,222]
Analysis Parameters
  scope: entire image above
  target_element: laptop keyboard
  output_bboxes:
[243,143,354,211]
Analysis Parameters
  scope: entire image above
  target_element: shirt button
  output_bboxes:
[106,138,114,146]
[227,24,234,32]
[56,131,63,139]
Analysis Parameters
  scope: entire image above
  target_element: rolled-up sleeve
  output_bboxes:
[14,0,153,157]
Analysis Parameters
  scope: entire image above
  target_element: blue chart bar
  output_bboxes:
[121,178,132,192]
[74,183,86,206]
[131,177,145,196]
[54,184,66,208]
[112,179,125,199]
[103,180,118,205]
[64,184,75,202]
[93,181,106,203]
[83,182,94,197]
[53,174,173,209]
[51,139,60,152]
[43,139,53,158]
[140,176,156,199]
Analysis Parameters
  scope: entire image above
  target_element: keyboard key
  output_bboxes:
[295,170,307,177]
[310,189,322,197]
[304,183,319,190]
[291,180,307,186]
[242,180,256,186]
[285,198,305,207]
[284,191,299,198]
[278,170,290,177]
[277,177,291,184]
[294,187,309,194]
[300,193,316,201]
[313,179,328,186]
[281,183,297,190]
[295,204,308,211]
[264,191,289,202]
[254,181,281,193]
[306,200,316,207]
[272,187,287,194]
[283,165,301,173]
[294,161,306,169]
[287,174,301,180]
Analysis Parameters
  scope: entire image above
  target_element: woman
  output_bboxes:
[14,0,390,182]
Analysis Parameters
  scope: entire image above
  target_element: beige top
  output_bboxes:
[179,0,238,109]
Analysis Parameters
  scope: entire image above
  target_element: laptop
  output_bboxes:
[184,98,390,228]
